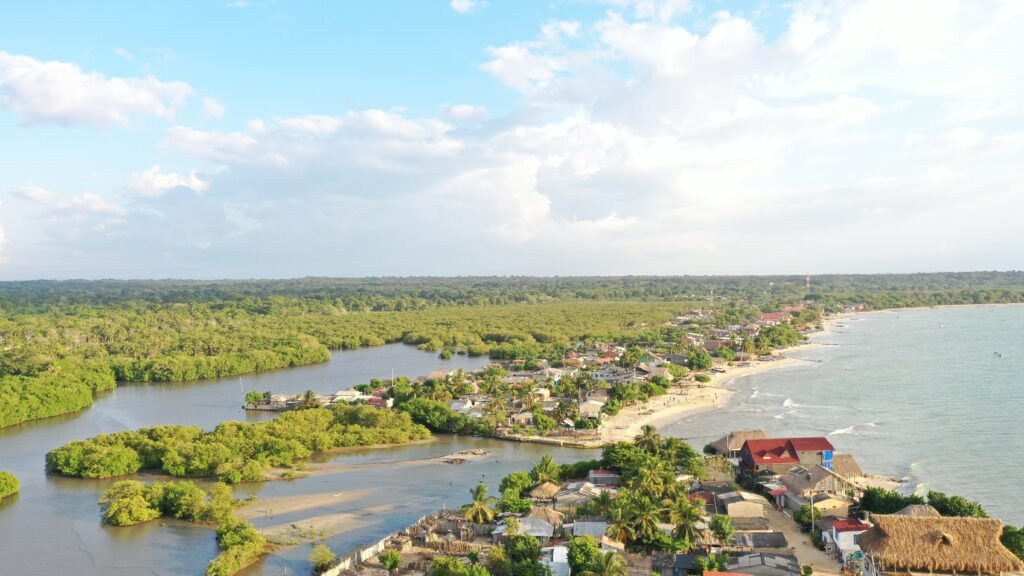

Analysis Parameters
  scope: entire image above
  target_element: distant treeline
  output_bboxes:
[3,273,1024,428]
[2,272,1024,312]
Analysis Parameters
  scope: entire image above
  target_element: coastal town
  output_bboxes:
[243,305,1024,576]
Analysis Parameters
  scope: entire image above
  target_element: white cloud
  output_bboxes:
[0,51,192,126]
[202,97,226,119]
[450,0,478,14]
[440,104,487,122]
[128,165,210,198]
[114,48,135,61]
[12,185,126,218]
[7,0,1024,277]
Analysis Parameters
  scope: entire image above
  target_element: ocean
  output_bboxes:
[659,304,1024,525]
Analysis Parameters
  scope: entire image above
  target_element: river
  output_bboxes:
[0,344,595,576]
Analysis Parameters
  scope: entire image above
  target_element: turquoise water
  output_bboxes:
[660,305,1024,525]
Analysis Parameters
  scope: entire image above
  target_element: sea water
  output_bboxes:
[660,305,1024,525]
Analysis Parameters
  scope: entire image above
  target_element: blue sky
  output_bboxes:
[1,0,1022,278]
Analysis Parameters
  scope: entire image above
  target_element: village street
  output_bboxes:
[766,507,841,576]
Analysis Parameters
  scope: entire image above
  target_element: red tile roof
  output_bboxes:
[742,437,834,465]
[789,437,835,451]
[832,519,871,532]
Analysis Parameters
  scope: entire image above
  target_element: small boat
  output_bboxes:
[994,352,1003,357]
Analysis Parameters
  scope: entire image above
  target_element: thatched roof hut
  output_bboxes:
[529,482,560,500]
[710,429,766,455]
[892,504,941,517]
[830,453,864,479]
[528,506,565,526]
[858,515,1024,574]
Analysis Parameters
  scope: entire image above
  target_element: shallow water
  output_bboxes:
[660,305,1024,525]
[0,344,595,576]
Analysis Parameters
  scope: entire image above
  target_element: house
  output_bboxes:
[571,520,610,539]
[426,369,454,381]
[728,553,800,576]
[529,482,561,501]
[639,365,675,382]
[739,437,835,476]
[822,518,871,567]
[366,396,393,408]
[731,532,789,550]
[858,515,1024,576]
[587,469,622,486]
[541,546,569,576]
[653,554,698,576]
[776,465,860,511]
[710,429,767,458]
[717,491,769,518]
[528,506,566,528]
[730,517,773,533]
[450,398,475,414]
[493,517,554,545]
[554,482,601,512]
[578,400,605,419]
[759,312,790,326]
[593,366,628,383]
[508,412,534,426]
[810,493,853,518]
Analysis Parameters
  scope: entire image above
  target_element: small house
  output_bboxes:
[728,553,800,576]
[717,491,769,518]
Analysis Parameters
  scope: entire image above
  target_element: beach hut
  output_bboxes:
[858,515,1024,576]
[530,482,560,501]
[528,506,566,527]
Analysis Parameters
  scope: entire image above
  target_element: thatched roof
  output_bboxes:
[830,453,864,479]
[711,429,766,454]
[893,504,941,517]
[858,515,1024,573]
[529,482,560,500]
[528,506,565,526]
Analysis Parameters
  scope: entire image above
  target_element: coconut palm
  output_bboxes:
[627,496,664,544]
[581,551,627,576]
[530,455,560,484]
[299,389,320,409]
[605,499,636,543]
[462,483,497,524]
[634,425,662,454]
[591,491,614,517]
[669,499,703,551]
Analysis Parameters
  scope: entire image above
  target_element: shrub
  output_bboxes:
[311,544,337,573]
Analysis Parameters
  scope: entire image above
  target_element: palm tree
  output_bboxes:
[591,491,614,517]
[581,552,627,576]
[531,455,560,484]
[462,483,497,524]
[300,389,320,409]
[628,496,664,544]
[634,425,662,454]
[605,499,636,543]
[669,499,702,551]
[629,467,666,500]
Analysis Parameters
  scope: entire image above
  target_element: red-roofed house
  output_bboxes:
[759,312,790,326]
[823,519,872,568]
[740,437,835,475]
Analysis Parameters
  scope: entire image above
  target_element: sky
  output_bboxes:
[1,0,1022,279]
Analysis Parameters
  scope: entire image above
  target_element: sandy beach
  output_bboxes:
[600,316,846,443]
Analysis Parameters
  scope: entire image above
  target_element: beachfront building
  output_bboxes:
[587,469,622,486]
[709,429,767,459]
[775,464,861,511]
[859,515,1024,576]
[739,437,835,476]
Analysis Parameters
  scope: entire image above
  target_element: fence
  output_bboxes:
[321,512,436,576]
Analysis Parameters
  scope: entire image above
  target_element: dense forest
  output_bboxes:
[3,273,1024,428]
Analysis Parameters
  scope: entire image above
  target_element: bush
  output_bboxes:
[98,479,237,526]
[694,374,712,383]
[0,471,19,500]
[310,544,337,573]
[802,565,813,576]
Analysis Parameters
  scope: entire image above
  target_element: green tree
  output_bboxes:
[567,535,602,576]
[694,553,728,572]
[633,425,662,454]
[98,480,161,526]
[927,491,987,517]
[462,483,497,524]
[506,534,541,564]
[669,499,702,550]
[530,455,560,484]
[688,349,713,371]
[581,552,626,576]
[379,550,402,573]
[709,515,734,545]
[0,471,19,500]
[1002,525,1024,561]
[310,544,337,573]
[500,471,534,496]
